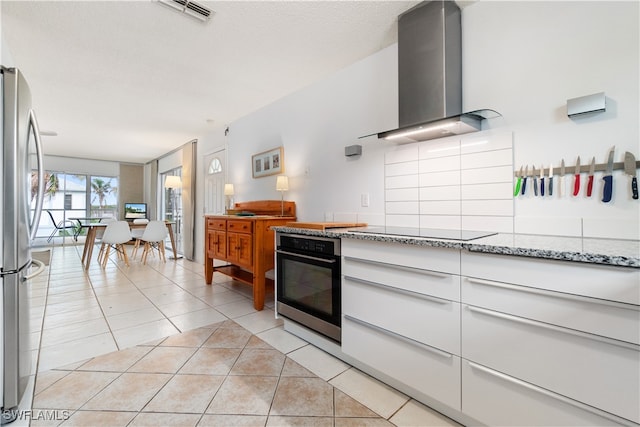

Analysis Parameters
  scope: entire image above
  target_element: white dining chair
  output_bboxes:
[97,221,132,267]
[130,218,149,259]
[138,220,168,265]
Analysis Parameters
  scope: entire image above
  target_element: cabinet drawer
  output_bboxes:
[343,276,460,355]
[462,276,640,345]
[227,220,252,233]
[343,238,460,275]
[462,251,640,305]
[461,360,628,426]
[342,315,461,411]
[343,256,460,301]
[462,305,640,423]
[207,219,226,230]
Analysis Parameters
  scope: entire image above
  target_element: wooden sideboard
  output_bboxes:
[204,200,295,311]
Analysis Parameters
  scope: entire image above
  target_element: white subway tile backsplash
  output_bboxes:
[386,188,420,202]
[385,131,515,231]
[385,145,419,164]
[461,182,512,200]
[419,185,461,201]
[385,201,419,215]
[461,148,513,169]
[462,199,514,216]
[419,171,461,187]
[583,218,640,240]
[515,216,582,237]
[419,137,460,159]
[461,131,513,154]
[462,216,514,233]
[419,215,461,230]
[385,174,419,189]
[420,200,461,215]
[419,156,460,173]
[461,165,513,185]
[385,161,419,177]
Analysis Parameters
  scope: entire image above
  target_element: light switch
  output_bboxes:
[361,193,370,207]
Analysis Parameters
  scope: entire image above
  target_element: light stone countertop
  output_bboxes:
[272,226,640,268]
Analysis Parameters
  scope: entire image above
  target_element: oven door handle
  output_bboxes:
[276,250,337,264]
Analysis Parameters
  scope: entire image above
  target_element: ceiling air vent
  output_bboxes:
[157,0,213,22]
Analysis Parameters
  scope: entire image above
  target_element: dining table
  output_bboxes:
[80,221,178,269]
[69,217,106,241]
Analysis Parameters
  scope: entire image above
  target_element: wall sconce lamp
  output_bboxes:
[224,183,235,212]
[276,175,289,216]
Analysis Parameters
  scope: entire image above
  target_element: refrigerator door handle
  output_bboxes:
[23,259,45,281]
[28,109,45,241]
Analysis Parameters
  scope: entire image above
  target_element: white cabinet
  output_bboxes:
[461,360,626,426]
[461,252,640,426]
[339,239,640,426]
[341,239,462,411]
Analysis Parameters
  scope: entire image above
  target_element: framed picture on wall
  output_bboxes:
[252,146,284,178]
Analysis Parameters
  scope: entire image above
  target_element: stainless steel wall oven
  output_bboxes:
[276,233,341,343]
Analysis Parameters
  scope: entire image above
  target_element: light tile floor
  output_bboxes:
[21,244,461,426]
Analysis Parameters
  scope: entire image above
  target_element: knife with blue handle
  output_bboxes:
[540,165,545,196]
[521,165,528,195]
[602,146,615,203]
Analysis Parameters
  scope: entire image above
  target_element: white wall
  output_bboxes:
[463,1,639,238]
[195,1,639,264]
[222,44,398,224]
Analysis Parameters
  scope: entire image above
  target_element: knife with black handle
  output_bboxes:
[624,151,638,200]
[533,165,538,196]
[602,146,615,203]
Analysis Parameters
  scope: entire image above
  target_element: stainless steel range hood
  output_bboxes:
[375,1,500,143]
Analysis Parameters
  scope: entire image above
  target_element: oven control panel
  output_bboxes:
[278,235,339,256]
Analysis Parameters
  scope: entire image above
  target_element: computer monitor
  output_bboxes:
[124,203,147,220]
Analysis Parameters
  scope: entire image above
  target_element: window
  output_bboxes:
[31,171,118,244]
[208,158,223,174]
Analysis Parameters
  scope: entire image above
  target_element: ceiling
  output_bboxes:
[1,0,426,164]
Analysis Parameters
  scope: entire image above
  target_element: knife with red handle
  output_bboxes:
[572,156,581,197]
[586,157,595,197]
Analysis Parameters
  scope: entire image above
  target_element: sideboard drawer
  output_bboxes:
[208,219,226,230]
[227,220,252,233]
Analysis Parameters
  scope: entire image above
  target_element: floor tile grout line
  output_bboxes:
[30,246,415,426]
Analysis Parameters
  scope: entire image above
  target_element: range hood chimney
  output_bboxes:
[377,1,499,143]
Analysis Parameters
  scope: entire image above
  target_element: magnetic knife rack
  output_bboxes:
[514,160,640,177]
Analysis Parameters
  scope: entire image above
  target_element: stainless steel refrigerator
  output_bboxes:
[0,66,45,423]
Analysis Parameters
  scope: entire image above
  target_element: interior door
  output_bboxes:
[204,149,226,215]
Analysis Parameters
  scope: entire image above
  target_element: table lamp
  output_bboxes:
[224,183,235,213]
[276,175,289,216]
